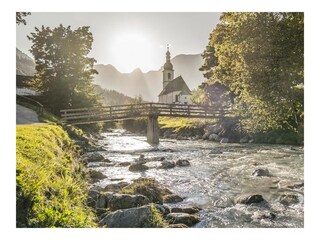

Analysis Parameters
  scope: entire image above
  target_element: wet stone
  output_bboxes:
[279,194,300,206]
[252,169,272,177]
[235,194,266,205]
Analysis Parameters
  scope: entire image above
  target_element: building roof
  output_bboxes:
[159,76,191,96]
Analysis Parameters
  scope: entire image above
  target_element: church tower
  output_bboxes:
[162,45,174,89]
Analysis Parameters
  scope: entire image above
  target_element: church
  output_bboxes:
[158,47,192,104]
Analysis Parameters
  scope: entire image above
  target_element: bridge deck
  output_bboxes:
[60,102,231,125]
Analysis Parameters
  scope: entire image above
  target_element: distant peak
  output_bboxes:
[131,68,143,74]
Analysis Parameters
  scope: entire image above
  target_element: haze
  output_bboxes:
[16,12,220,73]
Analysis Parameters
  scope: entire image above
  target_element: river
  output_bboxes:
[88,129,304,228]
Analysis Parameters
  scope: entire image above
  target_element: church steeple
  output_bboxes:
[162,44,174,88]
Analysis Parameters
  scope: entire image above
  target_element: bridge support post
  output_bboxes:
[147,115,159,145]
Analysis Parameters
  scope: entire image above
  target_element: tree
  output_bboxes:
[200,12,304,135]
[28,25,101,113]
[16,12,31,25]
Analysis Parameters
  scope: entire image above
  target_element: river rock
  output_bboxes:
[99,204,166,228]
[102,182,130,192]
[89,169,107,181]
[220,138,229,143]
[279,194,300,206]
[235,194,265,204]
[96,192,114,209]
[240,137,249,143]
[129,163,149,172]
[210,149,223,154]
[118,161,131,167]
[81,152,105,162]
[209,133,220,141]
[168,223,189,228]
[252,211,276,220]
[163,194,183,203]
[166,213,200,226]
[171,206,201,214]
[252,169,272,177]
[108,193,149,211]
[202,132,210,140]
[176,159,190,167]
[158,160,176,169]
[277,180,304,190]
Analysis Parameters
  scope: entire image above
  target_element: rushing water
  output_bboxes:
[89,129,304,228]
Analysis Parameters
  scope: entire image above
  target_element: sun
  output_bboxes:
[111,31,155,73]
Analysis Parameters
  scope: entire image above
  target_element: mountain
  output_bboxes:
[94,54,205,101]
[16,48,36,76]
[94,85,135,106]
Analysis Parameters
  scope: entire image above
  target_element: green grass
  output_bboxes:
[158,117,217,135]
[147,204,168,228]
[16,124,96,227]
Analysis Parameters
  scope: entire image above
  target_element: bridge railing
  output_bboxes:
[60,103,231,124]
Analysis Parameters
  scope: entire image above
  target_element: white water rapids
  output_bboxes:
[88,129,304,228]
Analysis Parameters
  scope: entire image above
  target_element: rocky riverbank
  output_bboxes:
[119,117,303,145]
[69,126,303,228]
[82,151,200,228]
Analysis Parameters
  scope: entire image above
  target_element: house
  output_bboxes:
[158,46,192,104]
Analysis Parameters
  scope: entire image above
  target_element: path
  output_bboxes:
[16,104,40,124]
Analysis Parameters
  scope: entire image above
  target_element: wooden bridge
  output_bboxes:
[60,103,231,144]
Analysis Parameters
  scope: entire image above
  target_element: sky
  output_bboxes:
[16,12,221,73]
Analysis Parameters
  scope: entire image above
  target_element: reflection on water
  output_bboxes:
[90,130,304,228]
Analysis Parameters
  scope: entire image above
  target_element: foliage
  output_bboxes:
[147,204,168,228]
[16,12,31,25]
[119,118,148,133]
[200,12,304,135]
[28,25,102,114]
[16,125,96,227]
[94,85,134,106]
[120,178,166,203]
[159,117,216,136]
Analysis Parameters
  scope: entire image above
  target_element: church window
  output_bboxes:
[175,95,179,102]
[168,73,171,80]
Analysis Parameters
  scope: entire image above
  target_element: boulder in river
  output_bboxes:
[176,159,190,167]
[240,137,249,143]
[158,160,176,169]
[235,194,266,204]
[166,213,200,227]
[163,194,183,203]
[98,204,167,228]
[202,132,210,140]
[252,168,272,177]
[118,161,131,167]
[81,152,105,162]
[210,149,223,154]
[121,178,172,204]
[279,194,300,206]
[168,223,189,228]
[108,193,149,211]
[171,206,202,214]
[209,133,220,142]
[102,182,130,192]
[129,163,149,172]
[220,138,229,143]
[89,169,107,182]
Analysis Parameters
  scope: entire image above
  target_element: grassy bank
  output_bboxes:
[16,124,96,227]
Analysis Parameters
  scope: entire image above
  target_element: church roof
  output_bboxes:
[158,76,191,96]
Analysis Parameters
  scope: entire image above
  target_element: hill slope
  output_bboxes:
[16,48,36,76]
[94,54,205,101]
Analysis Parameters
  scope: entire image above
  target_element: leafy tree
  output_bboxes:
[16,12,31,25]
[28,25,101,113]
[200,12,303,136]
